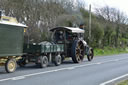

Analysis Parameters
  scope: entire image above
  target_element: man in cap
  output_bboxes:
[79,23,85,30]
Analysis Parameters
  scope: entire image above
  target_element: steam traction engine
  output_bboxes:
[50,27,94,63]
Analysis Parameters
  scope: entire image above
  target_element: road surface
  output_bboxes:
[0,54,128,85]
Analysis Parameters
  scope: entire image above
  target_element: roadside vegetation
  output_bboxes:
[94,47,128,56]
[117,79,128,85]
[0,0,128,55]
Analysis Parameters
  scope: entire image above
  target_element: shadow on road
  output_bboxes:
[0,60,81,74]
[0,59,89,74]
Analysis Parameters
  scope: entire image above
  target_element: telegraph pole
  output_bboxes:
[89,4,92,44]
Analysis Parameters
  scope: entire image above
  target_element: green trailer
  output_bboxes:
[18,42,64,68]
[0,15,27,73]
[23,42,64,53]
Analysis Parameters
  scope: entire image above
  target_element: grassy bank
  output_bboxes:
[117,79,128,85]
[94,47,128,56]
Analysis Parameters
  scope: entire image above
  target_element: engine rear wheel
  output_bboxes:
[71,40,85,63]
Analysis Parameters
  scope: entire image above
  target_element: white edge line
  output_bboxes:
[100,74,128,85]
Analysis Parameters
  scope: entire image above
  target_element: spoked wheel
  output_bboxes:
[71,40,85,63]
[5,58,17,73]
[87,48,94,61]
[54,54,62,66]
[39,56,48,68]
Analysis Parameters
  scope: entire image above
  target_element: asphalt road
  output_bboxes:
[0,54,128,85]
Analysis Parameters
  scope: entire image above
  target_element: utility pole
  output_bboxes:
[89,4,92,45]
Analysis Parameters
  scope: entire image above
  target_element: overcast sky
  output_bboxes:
[84,0,128,15]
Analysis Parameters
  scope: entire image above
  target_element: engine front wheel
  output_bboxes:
[87,48,94,61]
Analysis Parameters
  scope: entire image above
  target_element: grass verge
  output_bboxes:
[117,79,128,85]
[94,47,128,56]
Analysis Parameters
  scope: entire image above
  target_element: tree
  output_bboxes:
[95,6,128,47]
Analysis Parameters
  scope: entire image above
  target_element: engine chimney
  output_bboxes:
[0,11,2,19]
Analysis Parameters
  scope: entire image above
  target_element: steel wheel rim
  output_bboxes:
[90,50,93,59]
[88,49,93,60]
[75,41,84,62]
[8,61,16,72]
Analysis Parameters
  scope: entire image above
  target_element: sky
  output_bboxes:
[84,0,128,15]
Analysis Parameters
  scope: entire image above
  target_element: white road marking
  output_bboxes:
[0,78,12,82]
[96,62,102,64]
[67,67,76,70]
[0,57,128,82]
[11,76,25,80]
[100,73,128,85]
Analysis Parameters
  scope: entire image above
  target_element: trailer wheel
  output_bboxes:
[39,56,48,68]
[71,40,85,63]
[54,54,61,66]
[5,58,17,73]
[87,48,94,61]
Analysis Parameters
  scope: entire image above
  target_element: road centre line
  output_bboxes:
[0,57,128,82]
[11,76,25,80]
[100,73,128,85]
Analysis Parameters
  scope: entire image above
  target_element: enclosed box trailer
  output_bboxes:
[0,15,27,73]
[0,24,24,56]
